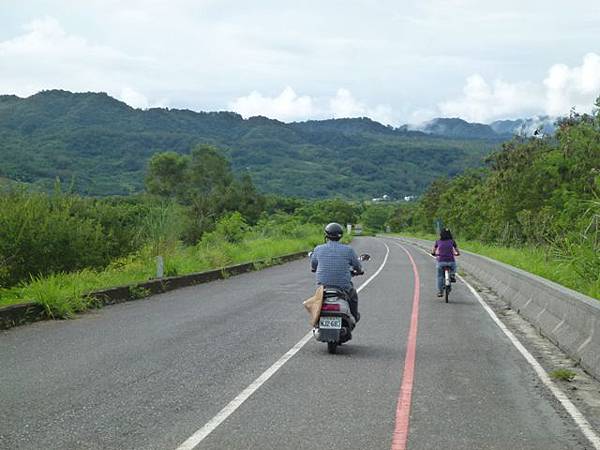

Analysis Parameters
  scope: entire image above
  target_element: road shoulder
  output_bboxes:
[461,271,600,435]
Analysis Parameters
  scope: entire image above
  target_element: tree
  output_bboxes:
[360,204,394,231]
[296,198,359,225]
[145,152,187,199]
[145,145,265,243]
[187,145,234,199]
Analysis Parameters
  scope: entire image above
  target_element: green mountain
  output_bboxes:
[418,118,504,139]
[0,90,501,198]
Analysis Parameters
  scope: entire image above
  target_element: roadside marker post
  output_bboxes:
[156,256,164,278]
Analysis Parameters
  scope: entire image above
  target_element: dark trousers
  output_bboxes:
[345,286,359,321]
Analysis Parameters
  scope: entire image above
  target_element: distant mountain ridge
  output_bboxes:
[416,118,501,139]
[0,90,523,198]
[489,116,556,136]
[413,116,556,140]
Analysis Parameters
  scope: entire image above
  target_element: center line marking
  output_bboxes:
[391,243,421,450]
[175,241,390,450]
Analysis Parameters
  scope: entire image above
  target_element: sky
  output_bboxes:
[1,0,600,125]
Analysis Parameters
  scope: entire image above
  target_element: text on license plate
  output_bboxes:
[319,316,342,329]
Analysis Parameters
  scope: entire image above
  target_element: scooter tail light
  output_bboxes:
[321,303,340,311]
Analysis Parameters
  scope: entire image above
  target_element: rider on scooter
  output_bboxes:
[310,223,363,321]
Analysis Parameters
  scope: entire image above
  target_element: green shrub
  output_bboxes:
[128,285,151,300]
[0,218,321,315]
[0,189,107,287]
[550,368,576,382]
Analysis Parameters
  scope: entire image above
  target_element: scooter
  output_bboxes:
[312,254,370,354]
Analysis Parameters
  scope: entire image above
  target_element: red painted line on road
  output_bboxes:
[391,244,421,450]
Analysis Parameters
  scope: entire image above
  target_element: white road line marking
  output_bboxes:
[175,242,390,450]
[356,244,390,295]
[460,276,600,450]
[394,237,600,449]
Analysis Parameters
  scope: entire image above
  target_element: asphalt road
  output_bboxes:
[0,237,591,449]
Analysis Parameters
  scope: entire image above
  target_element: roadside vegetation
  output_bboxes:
[387,99,600,300]
[550,368,577,382]
[5,98,598,318]
[0,212,323,316]
[0,145,389,317]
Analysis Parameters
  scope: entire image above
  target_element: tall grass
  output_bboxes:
[459,241,600,300]
[0,188,148,288]
[0,220,322,317]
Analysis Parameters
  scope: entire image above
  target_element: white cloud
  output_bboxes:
[1,9,600,125]
[119,87,149,109]
[228,87,314,122]
[409,108,439,124]
[434,53,600,122]
[0,17,163,107]
[329,89,365,118]
[230,87,396,124]
[329,89,395,125]
[437,75,541,122]
[544,53,600,116]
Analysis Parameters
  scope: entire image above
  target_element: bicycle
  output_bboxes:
[431,230,460,303]
[431,252,459,303]
[442,265,452,303]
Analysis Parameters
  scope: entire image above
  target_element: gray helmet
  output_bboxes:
[325,222,343,241]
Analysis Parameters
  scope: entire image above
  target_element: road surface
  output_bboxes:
[0,237,593,449]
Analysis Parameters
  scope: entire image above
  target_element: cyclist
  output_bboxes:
[431,228,460,297]
[310,222,363,321]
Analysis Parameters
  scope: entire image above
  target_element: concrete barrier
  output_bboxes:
[397,237,600,381]
[0,251,308,331]
[0,303,47,329]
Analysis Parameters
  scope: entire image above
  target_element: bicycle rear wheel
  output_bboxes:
[444,268,451,303]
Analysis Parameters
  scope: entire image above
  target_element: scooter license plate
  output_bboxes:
[319,316,342,329]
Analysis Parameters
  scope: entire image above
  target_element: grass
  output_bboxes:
[0,227,322,317]
[460,242,599,300]
[550,368,577,382]
[128,286,151,300]
[388,232,600,300]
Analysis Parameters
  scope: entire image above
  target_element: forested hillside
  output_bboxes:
[392,103,600,297]
[0,90,501,198]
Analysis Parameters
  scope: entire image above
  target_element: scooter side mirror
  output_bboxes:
[358,253,371,261]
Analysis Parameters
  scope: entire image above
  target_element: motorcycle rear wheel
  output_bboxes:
[327,342,338,354]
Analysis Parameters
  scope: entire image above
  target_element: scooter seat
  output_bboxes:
[323,288,349,300]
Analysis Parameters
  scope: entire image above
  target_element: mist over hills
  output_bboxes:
[408,116,556,139]
[0,90,545,199]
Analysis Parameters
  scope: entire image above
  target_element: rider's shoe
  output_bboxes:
[450,275,456,283]
[437,291,443,297]
[354,312,361,322]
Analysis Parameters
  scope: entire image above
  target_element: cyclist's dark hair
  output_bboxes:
[440,228,453,241]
